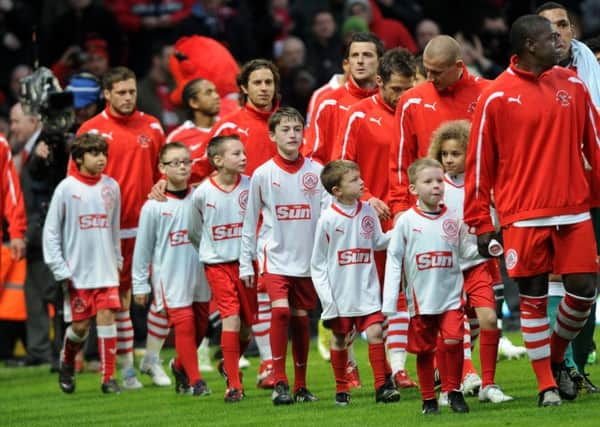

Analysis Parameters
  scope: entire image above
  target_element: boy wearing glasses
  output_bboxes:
[132,142,212,396]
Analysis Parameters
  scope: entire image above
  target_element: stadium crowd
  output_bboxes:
[1,0,600,413]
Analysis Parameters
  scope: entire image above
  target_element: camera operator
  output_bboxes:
[7,68,76,369]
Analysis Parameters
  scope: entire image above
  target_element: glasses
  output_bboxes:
[162,159,193,167]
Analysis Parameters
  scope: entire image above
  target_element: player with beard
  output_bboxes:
[75,67,165,390]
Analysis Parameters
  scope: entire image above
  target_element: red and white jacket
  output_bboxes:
[303,77,378,164]
[306,73,344,129]
[389,67,487,214]
[239,154,329,278]
[383,206,478,317]
[206,103,278,176]
[167,120,212,185]
[311,200,389,319]
[0,134,26,243]
[332,93,395,219]
[464,58,600,234]
[76,107,165,237]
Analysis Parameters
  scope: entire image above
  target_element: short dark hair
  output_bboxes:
[102,66,136,91]
[182,78,207,110]
[509,14,551,55]
[535,1,567,15]
[206,135,241,169]
[71,133,108,164]
[344,32,384,59]
[379,48,416,83]
[159,142,189,163]
[415,54,426,78]
[268,107,304,133]
[237,59,280,105]
[320,160,359,195]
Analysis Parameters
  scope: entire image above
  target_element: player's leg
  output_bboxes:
[440,309,468,413]
[139,301,171,386]
[550,220,598,399]
[116,238,142,389]
[263,273,293,404]
[170,305,210,396]
[504,225,561,406]
[461,312,481,395]
[330,326,351,405]
[96,307,119,393]
[408,315,439,415]
[253,278,275,388]
[289,277,318,402]
[364,316,400,403]
[385,294,416,388]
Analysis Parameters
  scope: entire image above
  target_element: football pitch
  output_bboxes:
[2,331,599,427]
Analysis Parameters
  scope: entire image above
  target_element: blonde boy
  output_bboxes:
[383,158,478,415]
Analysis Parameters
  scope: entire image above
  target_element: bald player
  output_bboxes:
[388,35,488,217]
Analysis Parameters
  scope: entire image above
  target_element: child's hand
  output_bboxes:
[368,197,391,221]
[147,179,167,201]
[241,275,255,288]
[134,294,149,306]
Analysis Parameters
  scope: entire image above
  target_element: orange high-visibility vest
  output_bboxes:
[0,245,27,321]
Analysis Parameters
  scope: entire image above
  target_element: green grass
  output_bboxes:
[2,332,600,426]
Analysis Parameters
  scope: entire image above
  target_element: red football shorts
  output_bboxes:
[65,284,120,322]
[503,219,598,277]
[407,309,464,354]
[119,237,136,291]
[262,273,317,310]
[329,311,385,335]
[463,261,496,310]
[204,262,257,326]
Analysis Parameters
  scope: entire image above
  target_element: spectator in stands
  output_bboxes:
[137,43,182,134]
[344,0,417,52]
[305,10,345,87]
[415,19,441,52]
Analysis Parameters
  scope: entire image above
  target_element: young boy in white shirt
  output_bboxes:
[132,142,211,397]
[239,107,327,405]
[189,135,255,402]
[383,158,479,415]
[43,134,122,394]
[311,160,400,406]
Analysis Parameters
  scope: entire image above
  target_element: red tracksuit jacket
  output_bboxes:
[75,107,165,235]
[303,77,378,164]
[389,67,488,214]
[332,93,394,208]
[464,57,600,234]
[206,103,277,176]
[0,134,26,242]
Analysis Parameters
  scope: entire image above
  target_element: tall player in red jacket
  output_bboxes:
[388,35,488,217]
[205,58,281,388]
[464,15,600,407]
[303,32,384,164]
[76,67,165,389]
[166,78,221,185]
[332,48,418,389]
